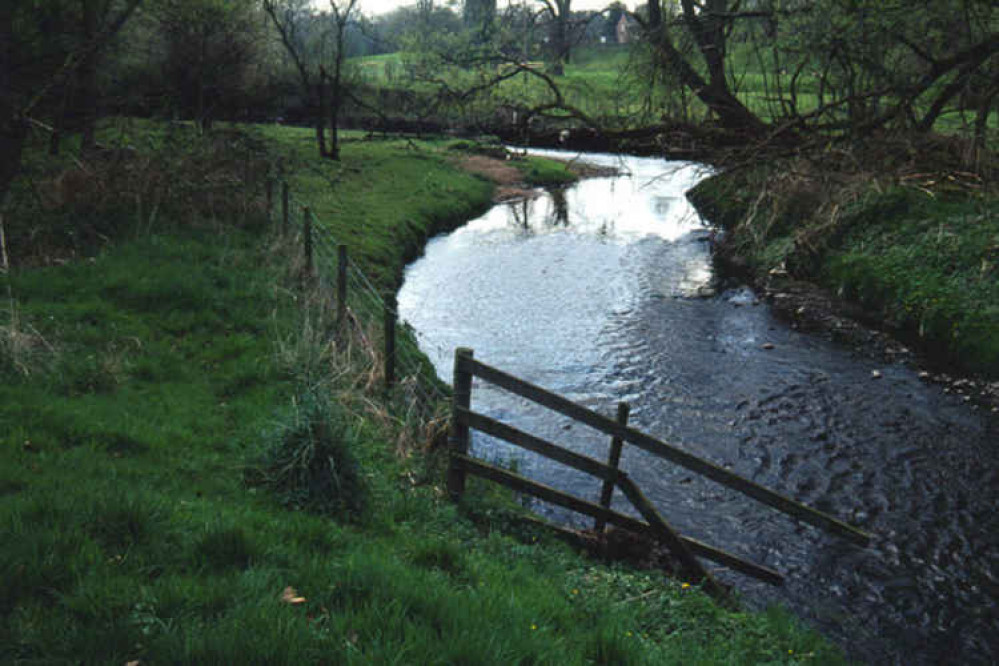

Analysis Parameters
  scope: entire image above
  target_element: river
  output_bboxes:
[397,149,999,664]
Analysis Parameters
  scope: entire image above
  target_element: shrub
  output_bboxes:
[248,392,367,520]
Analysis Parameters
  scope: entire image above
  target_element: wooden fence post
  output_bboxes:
[447,348,474,500]
[281,182,289,234]
[595,401,630,533]
[302,206,313,275]
[266,179,273,223]
[336,244,348,329]
[384,297,396,391]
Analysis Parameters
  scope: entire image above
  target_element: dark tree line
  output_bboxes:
[1,0,143,208]
[2,0,997,207]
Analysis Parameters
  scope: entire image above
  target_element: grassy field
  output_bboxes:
[0,121,843,663]
[349,44,999,137]
[350,45,658,126]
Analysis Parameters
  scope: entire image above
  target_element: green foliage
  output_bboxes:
[249,392,368,520]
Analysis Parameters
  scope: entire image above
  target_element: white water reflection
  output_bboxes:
[437,154,709,247]
[398,151,714,383]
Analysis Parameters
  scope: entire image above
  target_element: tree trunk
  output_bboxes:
[548,0,569,76]
[647,0,661,32]
[328,54,343,160]
[50,83,73,156]
[0,0,26,210]
[328,86,341,160]
[196,32,209,133]
[647,26,766,132]
[557,10,568,68]
[79,0,99,153]
[646,0,767,135]
[315,81,328,158]
[0,119,26,212]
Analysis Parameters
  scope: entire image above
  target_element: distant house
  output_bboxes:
[616,14,638,44]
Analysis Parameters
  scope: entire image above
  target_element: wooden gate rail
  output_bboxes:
[447,347,873,594]
[455,456,720,599]
[457,353,871,548]
[453,410,783,585]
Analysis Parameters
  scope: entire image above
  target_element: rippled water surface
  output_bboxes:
[398,150,999,664]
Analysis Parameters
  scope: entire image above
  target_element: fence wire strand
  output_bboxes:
[277,181,451,412]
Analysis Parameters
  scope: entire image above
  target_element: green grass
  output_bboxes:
[0,120,843,664]
[824,189,999,375]
[521,155,579,186]
[260,126,496,292]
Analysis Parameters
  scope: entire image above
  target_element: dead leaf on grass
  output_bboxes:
[281,586,307,605]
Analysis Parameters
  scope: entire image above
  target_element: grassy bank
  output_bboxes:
[688,150,999,378]
[1,121,841,663]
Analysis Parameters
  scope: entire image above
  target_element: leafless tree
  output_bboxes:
[264,0,359,160]
[0,0,143,208]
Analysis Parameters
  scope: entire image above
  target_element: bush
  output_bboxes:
[4,119,272,267]
[248,392,367,520]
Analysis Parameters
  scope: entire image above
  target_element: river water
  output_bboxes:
[397,150,999,664]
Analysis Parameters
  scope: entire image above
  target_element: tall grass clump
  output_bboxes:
[248,391,367,521]
[0,301,58,378]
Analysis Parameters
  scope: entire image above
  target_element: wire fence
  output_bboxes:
[265,179,452,418]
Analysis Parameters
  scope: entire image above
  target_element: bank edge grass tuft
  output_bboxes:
[689,150,999,377]
[247,390,368,520]
[1,120,841,664]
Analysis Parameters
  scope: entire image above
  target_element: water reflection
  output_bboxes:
[548,187,569,227]
[398,151,714,383]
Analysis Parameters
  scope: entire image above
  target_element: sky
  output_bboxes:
[356,0,635,18]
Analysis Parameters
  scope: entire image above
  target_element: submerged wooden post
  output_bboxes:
[447,348,474,500]
[303,206,313,275]
[384,296,396,391]
[266,179,273,222]
[336,244,348,329]
[281,182,289,234]
[595,401,630,533]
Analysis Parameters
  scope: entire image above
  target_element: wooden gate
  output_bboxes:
[445,348,871,598]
